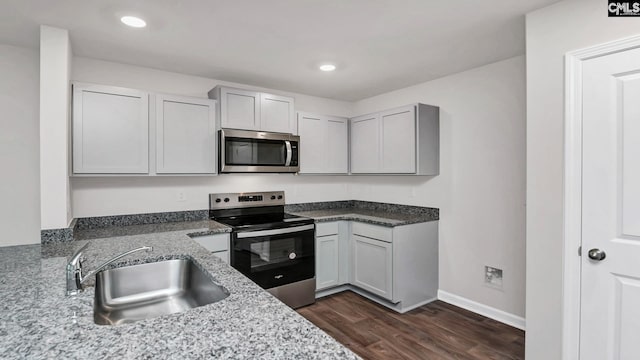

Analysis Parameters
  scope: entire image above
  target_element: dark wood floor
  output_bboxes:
[297,291,524,360]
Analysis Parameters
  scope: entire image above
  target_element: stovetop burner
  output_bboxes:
[208,191,313,231]
[214,213,307,228]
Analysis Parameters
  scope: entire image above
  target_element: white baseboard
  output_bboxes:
[316,285,438,314]
[437,290,526,331]
[315,285,350,299]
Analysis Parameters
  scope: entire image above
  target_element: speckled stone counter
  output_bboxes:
[286,200,438,227]
[0,233,358,359]
[74,219,231,241]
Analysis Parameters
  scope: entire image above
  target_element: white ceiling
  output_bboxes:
[0,0,560,101]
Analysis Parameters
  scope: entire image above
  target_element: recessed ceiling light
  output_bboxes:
[120,16,147,28]
[319,64,336,72]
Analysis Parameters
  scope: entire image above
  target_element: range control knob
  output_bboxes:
[277,195,283,200]
[215,198,221,203]
[271,195,276,200]
[224,198,230,203]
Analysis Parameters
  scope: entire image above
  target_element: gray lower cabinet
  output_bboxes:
[72,83,150,174]
[350,221,439,309]
[316,220,439,312]
[316,234,340,289]
[352,234,393,300]
[315,222,347,291]
[190,234,230,263]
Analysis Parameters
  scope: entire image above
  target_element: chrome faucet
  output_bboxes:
[66,243,153,296]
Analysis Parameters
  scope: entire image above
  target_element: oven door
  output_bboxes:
[231,224,314,289]
[220,129,299,173]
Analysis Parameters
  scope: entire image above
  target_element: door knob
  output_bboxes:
[588,248,606,261]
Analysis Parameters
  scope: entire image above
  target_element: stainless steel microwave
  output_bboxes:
[219,129,300,173]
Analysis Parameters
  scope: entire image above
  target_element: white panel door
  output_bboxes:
[316,234,340,290]
[580,46,640,360]
[260,93,294,133]
[220,87,260,130]
[326,117,349,174]
[72,84,149,174]
[350,114,380,173]
[156,95,216,174]
[297,113,326,173]
[352,234,392,300]
[381,106,416,173]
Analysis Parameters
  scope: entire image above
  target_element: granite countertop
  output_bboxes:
[286,200,439,227]
[287,208,427,226]
[74,219,231,241]
[0,232,358,359]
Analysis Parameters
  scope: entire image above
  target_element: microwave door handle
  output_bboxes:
[284,140,292,166]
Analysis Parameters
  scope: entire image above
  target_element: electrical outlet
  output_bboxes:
[484,266,503,289]
[177,190,187,202]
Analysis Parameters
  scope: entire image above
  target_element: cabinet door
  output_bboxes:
[381,106,416,173]
[326,117,349,174]
[212,250,229,264]
[72,83,149,174]
[260,93,295,133]
[220,87,260,130]
[316,234,340,290]
[156,95,216,174]
[298,113,327,173]
[191,234,229,252]
[350,114,380,173]
[352,234,393,300]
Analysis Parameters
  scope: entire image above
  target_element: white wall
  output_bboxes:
[0,44,41,246]
[526,0,640,358]
[70,57,354,217]
[39,26,72,229]
[353,56,526,319]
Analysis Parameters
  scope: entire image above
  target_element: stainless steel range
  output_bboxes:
[209,191,315,308]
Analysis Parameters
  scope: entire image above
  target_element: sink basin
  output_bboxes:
[93,258,229,325]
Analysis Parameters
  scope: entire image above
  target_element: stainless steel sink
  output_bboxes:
[93,258,229,325]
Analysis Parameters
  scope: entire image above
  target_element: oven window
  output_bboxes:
[225,137,286,166]
[232,229,315,289]
[250,238,296,267]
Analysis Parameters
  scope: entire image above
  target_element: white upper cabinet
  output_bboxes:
[298,113,325,173]
[155,94,216,174]
[381,106,416,173]
[297,112,349,174]
[260,93,295,133]
[350,113,381,174]
[72,82,219,176]
[326,117,349,174]
[209,86,295,133]
[72,83,149,174]
[349,103,439,175]
[218,87,261,130]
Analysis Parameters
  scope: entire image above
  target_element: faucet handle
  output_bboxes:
[69,243,90,266]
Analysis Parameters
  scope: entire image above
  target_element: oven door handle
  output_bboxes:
[236,224,314,238]
[284,140,292,166]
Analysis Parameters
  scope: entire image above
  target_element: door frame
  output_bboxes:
[563,33,640,360]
